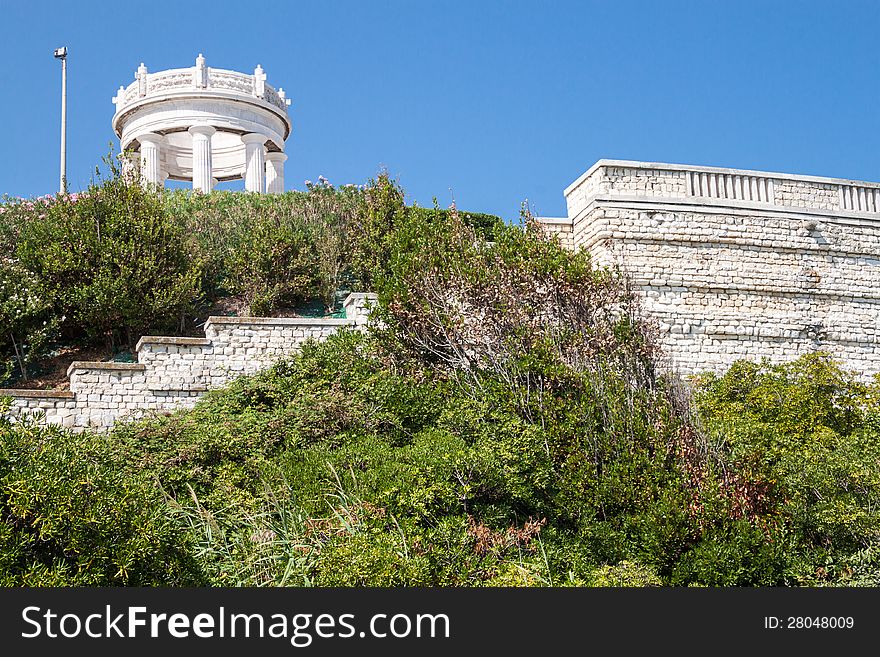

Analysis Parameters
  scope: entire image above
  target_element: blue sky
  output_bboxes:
[0,0,878,220]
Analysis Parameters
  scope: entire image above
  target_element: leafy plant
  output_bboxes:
[14,155,201,349]
[0,413,202,585]
[0,258,58,383]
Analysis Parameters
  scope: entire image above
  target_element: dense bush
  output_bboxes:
[163,179,366,314]
[0,258,57,384]
[100,201,725,586]
[0,403,202,585]
[112,334,876,587]
[695,354,880,585]
[10,162,201,351]
[0,160,504,378]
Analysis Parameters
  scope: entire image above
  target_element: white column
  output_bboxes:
[241,133,267,193]
[265,152,287,194]
[188,125,216,193]
[138,133,164,187]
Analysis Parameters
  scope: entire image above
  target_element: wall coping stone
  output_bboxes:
[1,389,75,399]
[148,385,209,392]
[135,336,212,352]
[343,292,377,304]
[204,316,354,331]
[66,361,147,377]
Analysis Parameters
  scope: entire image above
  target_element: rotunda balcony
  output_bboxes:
[111,54,291,192]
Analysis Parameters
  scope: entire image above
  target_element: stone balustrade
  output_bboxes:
[112,55,292,193]
[561,160,880,221]
[114,60,291,114]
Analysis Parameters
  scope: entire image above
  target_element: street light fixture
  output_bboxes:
[54,46,68,194]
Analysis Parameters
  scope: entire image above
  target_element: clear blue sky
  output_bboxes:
[1,0,878,220]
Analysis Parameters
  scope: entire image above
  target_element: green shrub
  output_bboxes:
[588,560,663,587]
[0,258,58,384]
[0,411,202,585]
[164,182,367,314]
[667,521,791,586]
[112,403,288,513]
[409,206,503,241]
[225,213,321,315]
[315,532,421,586]
[695,353,880,584]
[13,159,201,349]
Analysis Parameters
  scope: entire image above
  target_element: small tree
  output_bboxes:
[349,172,408,291]
[15,155,202,350]
[370,203,662,422]
[0,258,57,383]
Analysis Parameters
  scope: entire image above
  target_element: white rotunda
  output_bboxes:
[111,54,291,193]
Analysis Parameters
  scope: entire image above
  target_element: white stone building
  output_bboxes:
[538,160,880,379]
[111,54,291,192]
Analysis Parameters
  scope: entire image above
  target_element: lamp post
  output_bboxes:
[54,46,68,194]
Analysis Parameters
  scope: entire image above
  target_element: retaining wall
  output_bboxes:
[540,160,880,378]
[3,293,375,430]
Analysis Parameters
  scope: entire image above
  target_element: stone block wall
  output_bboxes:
[774,179,841,211]
[3,293,376,430]
[540,160,880,378]
[5,390,77,428]
[535,217,573,249]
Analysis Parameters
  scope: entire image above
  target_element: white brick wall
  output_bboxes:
[3,293,376,431]
[549,160,880,379]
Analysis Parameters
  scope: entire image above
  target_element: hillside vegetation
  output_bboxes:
[0,156,500,384]
[0,163,878,586]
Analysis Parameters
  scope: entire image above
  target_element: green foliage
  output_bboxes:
[667,520,791,586]
[13,157,201,349]
[112,401,288,513]
[99,201,876,588]
[348,172,408,290]
[0,413,201,585]
[100,193,710,586]
[695,353,880,585]
[163,180,366,314]
[0,258,58,383]
[588,560,662,587]
[2,164,877,589]
[225,214,320,315]
[0,159,505,362]
[409,205,504,241]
